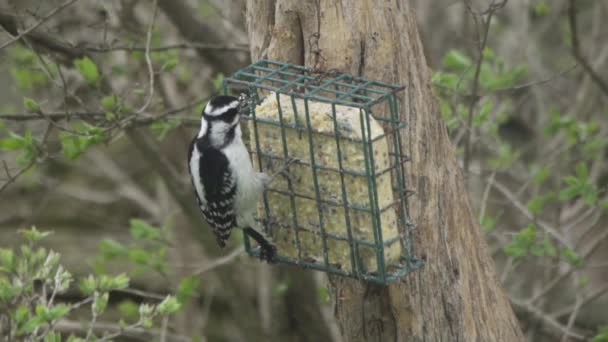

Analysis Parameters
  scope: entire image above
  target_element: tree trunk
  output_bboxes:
[246,1,524,341]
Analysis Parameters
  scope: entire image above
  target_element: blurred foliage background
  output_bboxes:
[0,0,607,341]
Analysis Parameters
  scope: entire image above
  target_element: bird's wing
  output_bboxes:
[196,145,237,247]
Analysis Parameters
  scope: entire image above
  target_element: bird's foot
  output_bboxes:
[259,243,277,263]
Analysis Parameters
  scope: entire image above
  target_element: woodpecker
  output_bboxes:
[188,95,276,262]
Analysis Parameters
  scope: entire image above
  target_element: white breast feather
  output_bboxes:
[189,146,206,207]
[222,127,264,227]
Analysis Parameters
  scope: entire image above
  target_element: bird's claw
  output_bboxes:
[259,243,277,263]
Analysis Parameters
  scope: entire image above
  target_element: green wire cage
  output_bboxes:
[223,60,423,284]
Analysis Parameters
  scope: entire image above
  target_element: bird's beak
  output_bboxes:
[237,92,255,117]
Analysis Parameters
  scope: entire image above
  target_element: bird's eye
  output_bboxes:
[220,108,238,123]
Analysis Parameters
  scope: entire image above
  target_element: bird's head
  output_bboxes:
[198,95,242,140]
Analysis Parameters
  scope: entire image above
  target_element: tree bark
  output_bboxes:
[246,1,524,341]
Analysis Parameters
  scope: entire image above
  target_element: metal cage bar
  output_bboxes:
[329,102,359,275]
[301,98,330,267]
[224,60,423,284]
[274,92,303,261]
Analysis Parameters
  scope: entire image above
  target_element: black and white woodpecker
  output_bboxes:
[188,95,276,262]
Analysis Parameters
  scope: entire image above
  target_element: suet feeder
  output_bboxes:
[223,60,423,284]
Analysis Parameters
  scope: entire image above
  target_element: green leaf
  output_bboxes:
[198,1,216,17]
[14,304,30,324]
[0,277,19,302]
[139,303,155,328]
[526,192,554,215]
[66,336,86,342]
[532,166,551,185]
[176,275,201,304]
[158,295,181,314]
[23,97,40,113]
[59,134,81,160]
[0,248,15,271]
[584,189,599,206]
[480,213,498,233]
[19,226,51,242]
[443,50,472,71]
[575,162,588,180]
[317,287,330,304]
[96,273,129,292]
[591,326,608,342]
[44,332,62,342]
[118,300,139,321]
[128,248,151,265]
[561,247,583,267]
[100,95,118,111]
[161,57,178,71]
[558,187,578,201]
[542,238,557,257]
[150,118,181,141]
[129,219,163,241]
[473,99,493,127]
[503,224,537,258]
[583,137,608,157]
[10,65,48,91]
[533,2,550,16]
[273,281,290,297]
[73,57,100,85]
[212,73,224,91]
[432,71,461,89]
[109,273,129,290]
[99,239,128,259]
[93,292,109,315]
[47,304,70,320]
[20,316,44,334]
[0,134,25,151]
[59,123,106,160]
[488,143,520,169]
[79,275,96,295]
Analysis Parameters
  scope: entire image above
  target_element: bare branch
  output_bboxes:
[0,159,36,193]
[553,284,608,318]
[137,0,159,114]
[157,0,247,74]
[510,299,585,340]
[462,1,506,175]
[0,97,204,126]
[82,42,249,53]
[194,246,245,275]
[491,180,573,248]
[0,0,80,51]
[55,319,192,342]
[560,293,583,342]
[568,0,608,98]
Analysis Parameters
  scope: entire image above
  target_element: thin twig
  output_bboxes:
[194,246,245,275]
[0,97,205,124]
[560,295,583,342]
[462,0,505,175]
[0,160,36,193]
[568,0,608,98]
[491,180,573,248]
[529,226,608,305]
[114,288,166,301]
[160,315,169,342]
[0,0,80,50]
[137,0,159,114]
[55,319,192,342]
[553,284,608,318]
[82,42,249,53]
[479,171,496,223]
[510,299,585,340]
